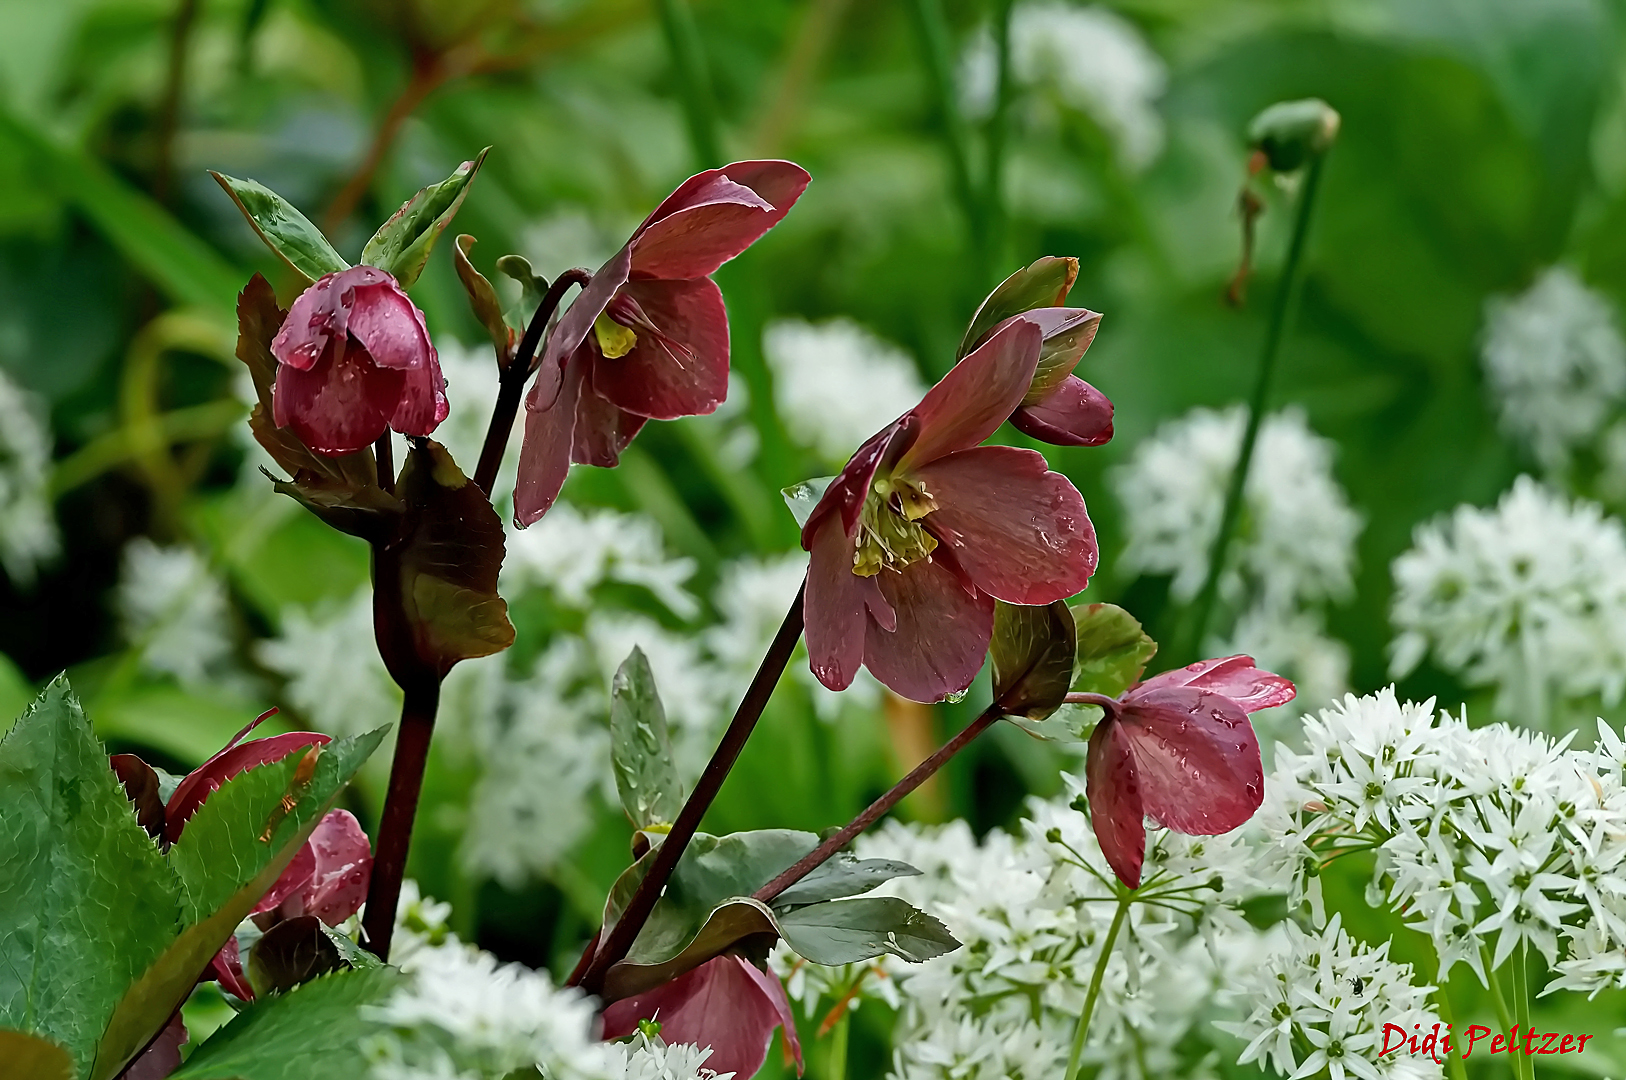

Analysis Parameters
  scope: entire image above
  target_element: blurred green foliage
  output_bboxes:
[3,0,1625,1072]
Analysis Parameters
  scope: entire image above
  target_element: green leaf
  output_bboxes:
[0,653,32,738]
[600,829,818,1001]
[610,647,684,830]
[360,149,490,288]
[958,255,1078,359]
[777,897,959,966]
[453,234,513,361]
[990,600,1077,720]
[210,173,348,285]
[1071,603,1157,698]
[0,1030,74,1080]
[0,678,183,1077]
[769,855,921,909]
[169,967,400,1080]
[92,727,386,1080]
[780,476,834,530]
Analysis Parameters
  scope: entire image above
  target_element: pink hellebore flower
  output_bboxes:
[600,953,804,1078]
[801,317,1099,703]
[1084,656,1295,889]
[270,265,447,456]
[514,160,811,525]
[162,710,372,1000]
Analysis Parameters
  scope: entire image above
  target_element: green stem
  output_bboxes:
[1182,154,1326,662]
[1481,944,1521,1078]
[827,1008,849,1080]
[908,0,986,271]
[1064,893,1130,1080]
[655,0,722,169]
[1513,942,1534,1080]
[1430,966,1469,1080]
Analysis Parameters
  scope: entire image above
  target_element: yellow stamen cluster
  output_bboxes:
[852,475,939,577]
[593,312,638,358]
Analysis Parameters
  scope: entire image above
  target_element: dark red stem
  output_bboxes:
[576,582,807,992]
[754,701,1003,905]
[472,268,591,496]
[374,434,395,494]
[361,679,440,960]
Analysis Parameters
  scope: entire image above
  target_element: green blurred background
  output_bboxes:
[1,0,1623,1071]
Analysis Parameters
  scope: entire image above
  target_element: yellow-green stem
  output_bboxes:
[1064,893,1130,1080]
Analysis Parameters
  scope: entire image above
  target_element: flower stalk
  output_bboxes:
[361,678,441,959]
[1064,891,1130,1080]
[755,702,1005,904]
[577,583,808,992]
[1183,152,1326,661]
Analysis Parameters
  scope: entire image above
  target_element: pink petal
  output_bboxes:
[271,268,376,371]
[390,347,448,436]
[590,277,729,420]
[302,809,373,924]
[800,419,910,549]
[164,730,332,844]
[896,317,1042,472]
[121,1009,188,1080]
[1011,375,1114,447]
[1086,717,1146,889]
[514,348,588,526]
[1115,685,1264,835]
[805,513,891,692]
[346,278,434,370]
[630,161,811,280]
[911,445,1097,604]
[207,936,255,1001]
[532,245,634,412]
[251,840,317,917]
[272,337,405,456]
[736,956,804,1074]
[572,379,648,467]
[600,954,796,1079]
[1132,655,1296,715]
[864,555,993,703]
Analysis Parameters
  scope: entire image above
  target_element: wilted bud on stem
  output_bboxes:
[1247,98,1340,173]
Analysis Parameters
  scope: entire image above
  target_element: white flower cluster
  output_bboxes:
[504,503,701,619]
[0,367,58,585]
[367,883,730,1080]
[762,318,926,466]
[1480,267,1626,475]
[1114,405,1361,718]
[1216,914,1442,1080]
[117,539,236,688]
[258,588,402,741]
[960,2,1168,169]
[1389,476,1626,726]
[830,775,1272,1080]
[1259,689,1626,997]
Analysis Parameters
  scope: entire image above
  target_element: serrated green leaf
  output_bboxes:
[781,477,834,530]
[0,678,183,1077]
[991,600,1077,720]
[610,647,684,830]
[0,1029,75,1080]
[777,897,960,966]
[769,855,921,909]
[91,727,386,1080]
[360,149,489,288]
[1071,603,1157,698]
[209,172,348,285]
[169,967,400,1080]
[958,256,1078,359]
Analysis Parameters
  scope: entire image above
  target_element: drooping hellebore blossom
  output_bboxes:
[514,160,811,525]
[600,952,804,1078]
[801,317,1099,703]
[1084,655,1295,888]
[151,710,372,1000]
[270,265,447,455]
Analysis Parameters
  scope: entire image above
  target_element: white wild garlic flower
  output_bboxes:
[0,367,57,585]
[1480,266,1626,474]
[762,318,926,466]
[117,539,234,687]
[1389,477,1626,726]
